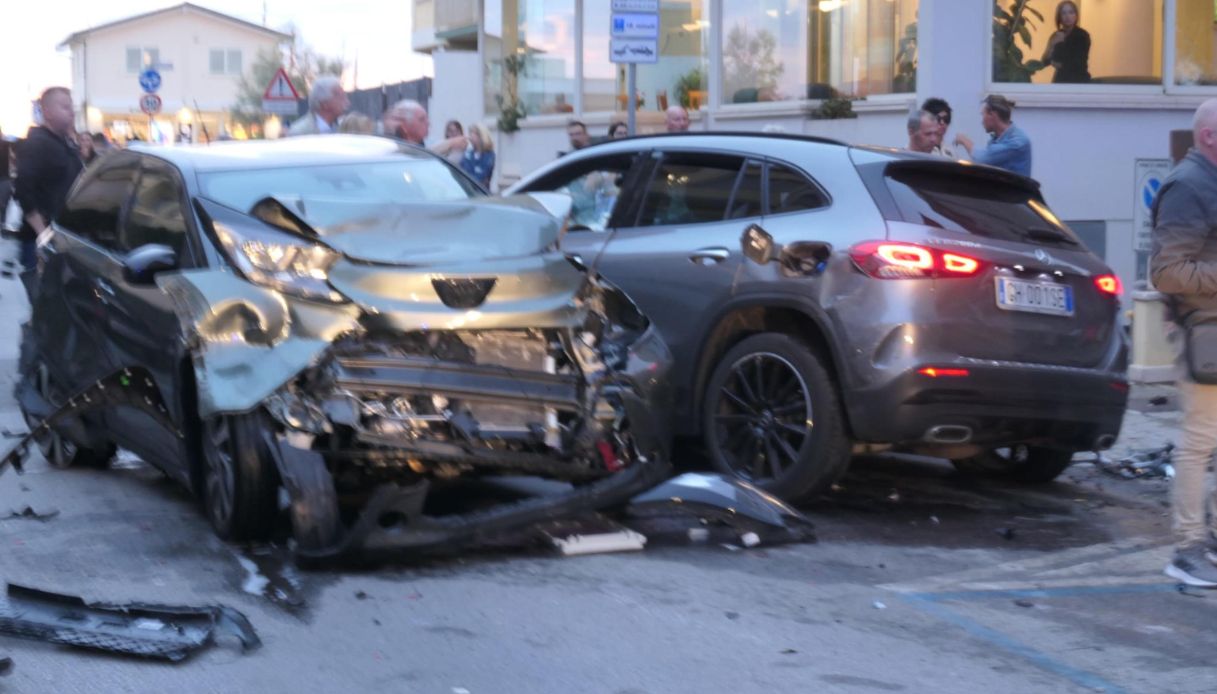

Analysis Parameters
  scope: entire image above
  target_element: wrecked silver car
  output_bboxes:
[11,135,672,557]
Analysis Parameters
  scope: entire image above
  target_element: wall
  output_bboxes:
[71,8,283,115]
[430,51,484,140]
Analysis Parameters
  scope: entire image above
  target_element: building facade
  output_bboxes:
[415,0,1217,294]
[61,3,290,143]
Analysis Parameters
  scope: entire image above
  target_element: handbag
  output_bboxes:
[1182,315,1217,384]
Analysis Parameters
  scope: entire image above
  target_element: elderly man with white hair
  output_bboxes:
[287,75,349,136]
[382,99,430,146]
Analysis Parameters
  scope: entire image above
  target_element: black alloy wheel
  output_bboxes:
[26,363,112,469]
[201,412,279,541]
[703,333,851,501]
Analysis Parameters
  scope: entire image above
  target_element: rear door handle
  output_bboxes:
[690,247,729,264]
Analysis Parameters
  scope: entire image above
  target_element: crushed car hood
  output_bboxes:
[258,194,567,265]
[169,193,589,416]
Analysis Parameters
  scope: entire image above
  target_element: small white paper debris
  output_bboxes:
[873,601,887,610]
[452,688,471,694]
[741,532,761,547]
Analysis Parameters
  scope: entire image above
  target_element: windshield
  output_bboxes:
[198,160,481,212]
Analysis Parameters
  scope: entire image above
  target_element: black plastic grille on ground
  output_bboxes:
[0,584,260,662]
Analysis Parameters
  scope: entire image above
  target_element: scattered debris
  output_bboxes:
[452,687,472,694]
[235,546,305,610]
[1014,599,1035,608]
[539,515,647,556]
[740,532,761,548]
[929,515,940,525]
[355,591,369,600]
[872,601,887,610]
[1149,395,1169,406]
[1097,444,1175,480]
[996,527,1017,541]
[0,583,260,661]
[0,654,11,676]
[725,611,740,620]
[3,506,59,522]
[886,489,901,503]
[780,648,798,655]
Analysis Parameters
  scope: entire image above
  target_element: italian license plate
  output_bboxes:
[995,277,1074,317]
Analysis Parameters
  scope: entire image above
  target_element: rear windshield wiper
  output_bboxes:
[1025,227,1079,245]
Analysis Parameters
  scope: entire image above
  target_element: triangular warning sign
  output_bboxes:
[263,67,300,100]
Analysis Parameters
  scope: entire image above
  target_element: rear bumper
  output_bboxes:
[846,361,1128,450]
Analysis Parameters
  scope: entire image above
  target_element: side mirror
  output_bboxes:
[781,241,833,276]
[122,244,178,285]
[741,224,780,265]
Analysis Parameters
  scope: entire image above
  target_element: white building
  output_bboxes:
[415,0,1217,293]
[61,2,291,142]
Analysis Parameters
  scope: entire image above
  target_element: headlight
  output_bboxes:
[214,221,343,302]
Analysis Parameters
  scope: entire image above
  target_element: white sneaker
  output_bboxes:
[1166,546,1217,588]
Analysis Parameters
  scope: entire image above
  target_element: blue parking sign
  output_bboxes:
[139,68,161,94]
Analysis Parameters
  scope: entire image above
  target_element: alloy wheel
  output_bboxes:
[711,352,813,483]
[204,417,237,529]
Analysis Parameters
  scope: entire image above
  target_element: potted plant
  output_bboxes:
[992,0,1046,82]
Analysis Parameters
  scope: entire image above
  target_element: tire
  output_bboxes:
[702,333,851,502]
[23,362,113,469]
[201,411,279,541]
[952,445,1075,484]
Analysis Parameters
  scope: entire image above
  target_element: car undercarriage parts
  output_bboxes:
[0,583,260,661]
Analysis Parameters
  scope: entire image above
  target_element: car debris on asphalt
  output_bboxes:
[2,505,59,522]
[1094,444,1175,479]
[0,583,260,661]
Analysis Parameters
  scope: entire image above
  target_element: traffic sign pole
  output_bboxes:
[627,65,637,137]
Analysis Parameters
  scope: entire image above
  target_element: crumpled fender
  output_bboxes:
[157,270,361,417]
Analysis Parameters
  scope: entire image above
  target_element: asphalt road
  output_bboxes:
[0,259,1213,694]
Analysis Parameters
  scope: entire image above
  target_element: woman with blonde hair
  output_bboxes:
[460,122,495,189]
[1042,1,1090,84]
[337,113,375,134]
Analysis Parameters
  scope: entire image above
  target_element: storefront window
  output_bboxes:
[992,0,1163,85]
[1175,0,1217,85]
[720,0,918,102]
[583,1,710,113]
[485,0,577,117]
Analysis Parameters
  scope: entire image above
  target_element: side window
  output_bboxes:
[727,160,764,220]
[767,164,829,215]
[637,154,744,227]
[124,165,189,256]
[56,156,139,249]
[526,154,636,232]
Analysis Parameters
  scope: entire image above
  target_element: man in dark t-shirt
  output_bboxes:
[13,87,82,270]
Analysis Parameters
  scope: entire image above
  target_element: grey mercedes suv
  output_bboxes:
[508,133,1128,501]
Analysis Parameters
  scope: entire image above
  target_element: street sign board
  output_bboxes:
[610,38,658,64]
[262,67,301,115]
[611,0,658,11]
[610,0,658,65]
[263,67,301,100]
[139,68,161,94]
[139,93,162,115]
[1133,158,1172,252]
[611,13,660,38]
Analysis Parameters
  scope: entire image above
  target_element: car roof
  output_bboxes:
[128,134,437,172]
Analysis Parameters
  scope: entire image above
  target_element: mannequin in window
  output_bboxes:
[1042,1,1090,84]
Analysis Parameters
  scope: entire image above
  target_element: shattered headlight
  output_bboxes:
[214,222,343,302]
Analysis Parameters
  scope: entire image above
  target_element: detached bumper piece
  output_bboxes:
[0,584,260,662]
[3,367,177,476]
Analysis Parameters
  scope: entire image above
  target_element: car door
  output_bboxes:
[588,150,763,398]
[518,151,652,269]
[92,157,199,480]
[38,154,141,393]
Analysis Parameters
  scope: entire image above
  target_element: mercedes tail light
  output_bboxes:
[849,241,983,279]
[1094,274,1123,296]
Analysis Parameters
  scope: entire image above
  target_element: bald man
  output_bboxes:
[1152,98,1217,587]
[665,105,690,133]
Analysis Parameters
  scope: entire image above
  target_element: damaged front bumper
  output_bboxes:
[154,260,674,558]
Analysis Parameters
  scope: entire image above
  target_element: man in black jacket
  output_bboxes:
[13,87,81,271]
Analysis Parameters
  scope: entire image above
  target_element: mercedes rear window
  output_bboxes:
[884,169,1080,247]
